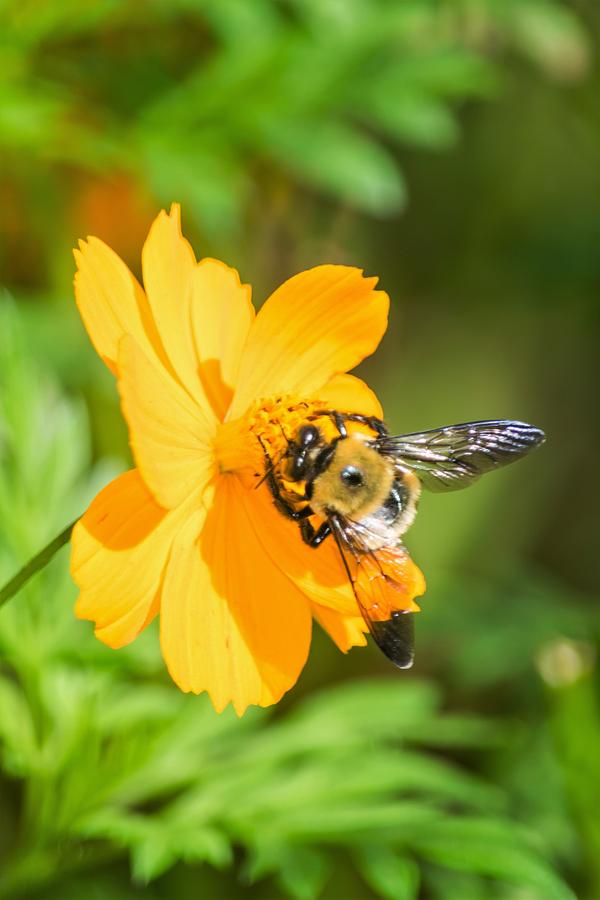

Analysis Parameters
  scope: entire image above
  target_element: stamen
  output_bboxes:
[215,395,327,477]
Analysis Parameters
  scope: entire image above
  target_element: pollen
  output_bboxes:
[214,395,327,478]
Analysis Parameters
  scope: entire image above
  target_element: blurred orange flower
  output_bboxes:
[71,204,424,714]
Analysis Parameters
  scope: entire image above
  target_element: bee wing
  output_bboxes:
[375,419,545,492]
[330,518,422,669]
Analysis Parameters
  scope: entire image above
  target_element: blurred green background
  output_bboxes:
[1,1,599,898]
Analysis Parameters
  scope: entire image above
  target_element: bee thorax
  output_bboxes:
[310,438,395,520]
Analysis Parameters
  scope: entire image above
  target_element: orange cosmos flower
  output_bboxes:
[71,204,425,714]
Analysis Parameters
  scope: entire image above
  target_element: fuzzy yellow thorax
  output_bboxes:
[310,435,394,520]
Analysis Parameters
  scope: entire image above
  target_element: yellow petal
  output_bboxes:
[312,604,368,652]
[190,259,255,420]
[228,265,389,419]
[316,373,383,419]
[160,478,312,715]
[117,334,216,509]
[73,236,165,376]
[71,470,194,648]
[141,204,213,415]
[242,481,358,615]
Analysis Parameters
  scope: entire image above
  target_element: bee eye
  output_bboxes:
[298,425,319,447]
[340,465,364,488]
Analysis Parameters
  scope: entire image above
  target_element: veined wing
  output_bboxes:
[330,517,424,669]
[375,419,545,492]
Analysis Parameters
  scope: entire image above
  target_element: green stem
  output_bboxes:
[0,521,77,610]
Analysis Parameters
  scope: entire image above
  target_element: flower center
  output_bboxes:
[213,395,328,481]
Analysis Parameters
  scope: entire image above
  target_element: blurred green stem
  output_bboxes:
[0,521,76,609]
[544,665,600,899]
[0,844,118,900]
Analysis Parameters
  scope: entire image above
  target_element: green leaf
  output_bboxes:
[508,2,591,81]
[287,678,440,744]
[367,93,460,150]
[389,50,499,99]
[276,847,332,900]
[3,0,121,45]
[75,809,152,845]
[244,842,331,900]
[0,675,37,775]
[356,846,420,900]
[268,802,443,843]
[413,818,576,900]
[199,0,283,45]
[131,831,176,884]
[83,812,229,883]
[0,87,65,148]
[94,685,185,735]
[141,134,248,240]
[263,119,406,215]
[173,826,232,869]
[350,751,504,811]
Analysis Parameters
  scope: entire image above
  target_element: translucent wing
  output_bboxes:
[375,419,545,492]
[331,518,424,669]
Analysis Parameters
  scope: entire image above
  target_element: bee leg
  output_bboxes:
[257,434,322,531]
[258,446,315,523]
[300,519,331,548]
[367,416,388,437]
[310,410,388,438]
[306,409,347,437]
[265,469,313,522]
[272,496,297,520]
[257,438,294,515]
[339,413,388,437]
[332,412,348,438]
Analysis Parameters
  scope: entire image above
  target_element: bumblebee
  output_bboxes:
[261,412,545,670]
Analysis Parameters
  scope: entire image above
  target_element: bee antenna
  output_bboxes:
[255,435,284,490]
[278,422,292,445]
